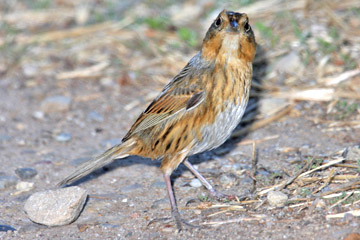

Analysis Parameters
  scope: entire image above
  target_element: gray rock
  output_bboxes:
[219,173,237,186]
[272,51,304,74]
[221,163,244,173]
[16,181,34,192]
[346,146,360,161]
[189,179,202,188]
[151,180,166,189]
[15,168,38,180]
[24,186,87,226]
[56,132,72,142]
[121,183,142,193]
[87,111,104,122]
[32,111,45,120]
[40,96,71,113]
[267,191,288,207]
[0,175,18,190]
[151,198,169,209]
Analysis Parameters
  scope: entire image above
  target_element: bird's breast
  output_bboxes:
[189,64,252,155]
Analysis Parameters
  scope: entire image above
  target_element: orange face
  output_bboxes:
[201,10,257,63]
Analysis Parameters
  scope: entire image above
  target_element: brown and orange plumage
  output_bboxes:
[58,10,256,230]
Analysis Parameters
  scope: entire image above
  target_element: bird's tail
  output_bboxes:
[57,140,135,187]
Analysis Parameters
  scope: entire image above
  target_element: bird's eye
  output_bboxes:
[244,21,251,32]
[215,17,222,27]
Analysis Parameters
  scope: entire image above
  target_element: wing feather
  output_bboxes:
[122,52,208,142]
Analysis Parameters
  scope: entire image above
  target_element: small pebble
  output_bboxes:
[151,180,166,189]
[346,145,360,161]
[316,199,326,208]
[15,167,38,180]
[32,111,45,120]
[267,191,288,207]
[189,179,202,188]
[219,173,237,186]
[87,111,104,122]
[121,183,142,193]
[100,77,113,86]
[24,186,87,226]
[40,95,71,113]
[221,163,243,173]
[0,175,18,190]
[56,132,72,142]
[151,198,169,209]
[272,51,304,74]
[16,181,34,192]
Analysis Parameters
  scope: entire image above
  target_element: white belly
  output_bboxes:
[189,97,248,155]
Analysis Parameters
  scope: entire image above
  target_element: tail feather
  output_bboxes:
[57,142,132,187]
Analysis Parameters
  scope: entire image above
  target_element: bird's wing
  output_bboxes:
[122,68,205,142]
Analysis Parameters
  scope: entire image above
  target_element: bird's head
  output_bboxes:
[201,10,256,63]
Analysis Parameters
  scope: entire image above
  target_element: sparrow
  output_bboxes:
[58,10,256,231]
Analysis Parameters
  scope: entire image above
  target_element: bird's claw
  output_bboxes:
[148,210,201,232]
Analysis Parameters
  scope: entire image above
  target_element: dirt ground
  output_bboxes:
[1,0,360,239]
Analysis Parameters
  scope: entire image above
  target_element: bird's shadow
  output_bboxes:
[66,46,268,188]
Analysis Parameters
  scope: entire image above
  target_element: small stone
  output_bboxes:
[272,51,304,74]
[189,179,202,188]
[219,173,237,186]
[316,199,326,208]
[56,132,72,142]
[40,96,71,113]
[345,146,360,161]
[15,167,38,180]
[121,183,142,193]
[151,198,169,209]
[100,77,113,86]
[0,175,18,190]
[87,111,104,122]
[22,64,38,77]
[16,181,34,192]
[151,180,166,189]
[32,111,45,120]
[24,186,87,226]
[267,191,288,207]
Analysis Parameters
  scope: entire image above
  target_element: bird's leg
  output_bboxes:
[148,173,199,231]
[183,159,235,201]
[164,173,183,231]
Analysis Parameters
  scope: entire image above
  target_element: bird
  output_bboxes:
[58,9,256,231]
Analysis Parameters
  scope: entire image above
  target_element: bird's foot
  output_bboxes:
[148,209,201,232]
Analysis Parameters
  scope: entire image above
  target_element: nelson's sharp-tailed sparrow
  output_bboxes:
[59,10,257,231]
